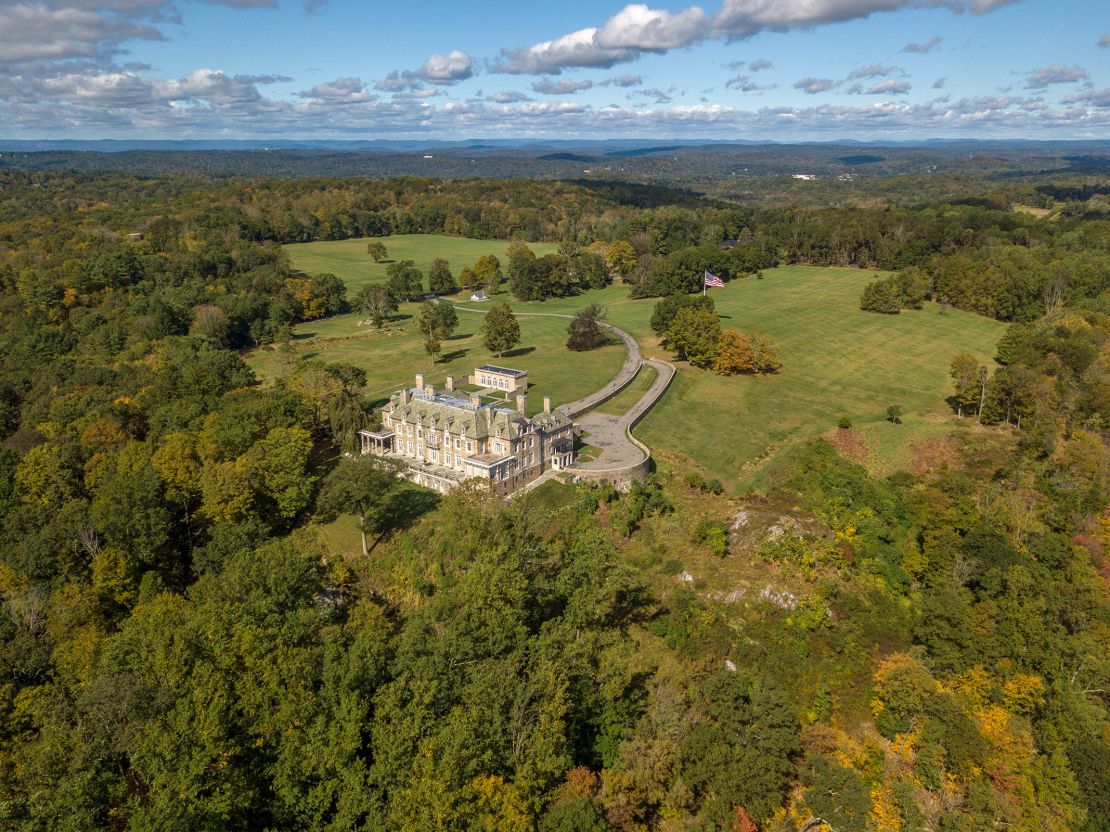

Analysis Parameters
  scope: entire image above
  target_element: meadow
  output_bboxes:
[257,239,1006,488]
[451,265,1006,486]
[284,234,559,293]
[247,305,626,415]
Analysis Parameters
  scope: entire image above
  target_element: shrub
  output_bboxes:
[838,415,852,430]
[695,520,730,557]
[860,278,901,314]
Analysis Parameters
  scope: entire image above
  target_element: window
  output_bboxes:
[455,438,461,449]
[466,441,472,452]
[417,429,423,439]
[445,453,452,465]
[407,441,413,453]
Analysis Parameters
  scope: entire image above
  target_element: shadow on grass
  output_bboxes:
[501,346,536,358]
[382,486,440,533]
[439,348,470,363]
[447,332,473,341]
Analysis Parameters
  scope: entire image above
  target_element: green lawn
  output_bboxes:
[596,364,659,416]
[246,302,625,414]
[251,262,1004,490]
[284,234,559,294]
[457,266,1005,488]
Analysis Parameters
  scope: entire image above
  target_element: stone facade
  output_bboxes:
[470,364,528,393]
[358,373,574,496]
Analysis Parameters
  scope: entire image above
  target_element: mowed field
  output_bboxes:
[255,236,1006,489]
[284,234,559,293]
[452,265,1006,486]
[247,306,626,416]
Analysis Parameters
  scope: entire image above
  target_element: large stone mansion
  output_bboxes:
[357,369,575,496]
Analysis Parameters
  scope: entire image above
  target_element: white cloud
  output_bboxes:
[862,79,911,95]
[494,0,1013,75]
[419,50,474,84]
[1099,34,1109,48]
[601,73,643,87]
[902,35,941,53]
[794,77,837,94]
[487,90,532,103]
[297,76,374,104]
[532,78,594,95]
[0,2,165,64]
[846,64,901,80]
[748,57,772,71]
[1025,64,1089,89]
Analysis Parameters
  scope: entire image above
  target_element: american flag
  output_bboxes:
[704,270,724,288]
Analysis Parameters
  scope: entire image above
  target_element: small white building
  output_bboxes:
[470,290,489,302]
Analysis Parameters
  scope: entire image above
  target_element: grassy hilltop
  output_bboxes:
[251,238,1005,489]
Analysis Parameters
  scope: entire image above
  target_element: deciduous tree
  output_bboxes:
[482,303,521,358]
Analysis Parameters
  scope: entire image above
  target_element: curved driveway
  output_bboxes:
[448,303,673,470]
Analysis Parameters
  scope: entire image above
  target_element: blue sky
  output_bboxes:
[0,0,1106,138]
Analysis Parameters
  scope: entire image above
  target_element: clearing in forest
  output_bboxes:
[283,234,559,293]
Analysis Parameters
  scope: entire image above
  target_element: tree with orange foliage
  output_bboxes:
[715,329,756,375]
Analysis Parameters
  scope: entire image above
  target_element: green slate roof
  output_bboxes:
[386,389,570,438]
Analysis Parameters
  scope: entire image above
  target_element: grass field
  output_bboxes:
[453,265,1005,487]
[255,244,1006,490]
[284,234,559,293]
[247,305,625,414]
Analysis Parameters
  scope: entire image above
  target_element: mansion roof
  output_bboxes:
[386,388,570,439]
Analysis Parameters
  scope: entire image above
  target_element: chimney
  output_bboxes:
[445,375,455,391]
[469,393,481,408]
[543,396,551,414]
[516,394,527,415]
[426,384,435,397]
[401,388,411,405]
[415,373,424,391]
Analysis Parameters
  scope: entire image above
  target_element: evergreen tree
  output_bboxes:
[566,304,607,352]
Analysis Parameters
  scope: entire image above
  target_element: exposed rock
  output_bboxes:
[758,585,799,610]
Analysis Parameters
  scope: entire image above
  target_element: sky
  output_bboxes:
[0,0,1106,140]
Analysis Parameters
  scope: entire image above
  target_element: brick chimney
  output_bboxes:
[469,393,481,408]
[543,396,551,414]
[516,394,527,415]
[426,384,435,397]
[445,375,455,391]
[415,373,424,391]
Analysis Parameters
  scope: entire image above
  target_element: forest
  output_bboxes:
[0,165,1107,831]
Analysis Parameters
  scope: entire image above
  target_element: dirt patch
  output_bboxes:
[909,435,961,477]
[827,427,874,468]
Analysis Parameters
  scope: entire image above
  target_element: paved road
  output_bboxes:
[446,302,672,470]
[574,359,674,471]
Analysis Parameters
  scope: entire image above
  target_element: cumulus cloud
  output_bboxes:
[419,50,474,84]
[1100,34,1109,48]
[0,2,165,65]
[532,78,594,94]
[794,77,837,95]
[493,4,707,74]
[1063,87,1110,108]
[296,76,374,104]
[902,35,941,53]
[493,0,1012,75]
[1025,64,1089,89]
[861,79,911,95]
[725,73,772,91]
[601,73,643,87]
[846,64,901,80]
[628,86,675,103]
[374,50,474,94]
[487,90,532,103]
